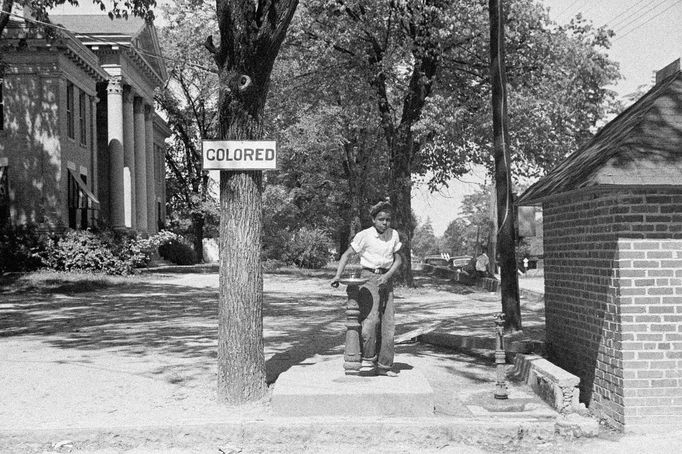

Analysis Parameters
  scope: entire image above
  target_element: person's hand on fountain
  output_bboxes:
[330,274,341,288]
[376,273,391,286]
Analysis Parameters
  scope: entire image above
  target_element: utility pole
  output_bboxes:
[489,0,521,331]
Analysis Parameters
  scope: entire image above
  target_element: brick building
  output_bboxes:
[518,60,682,431]
[0,8,171,232]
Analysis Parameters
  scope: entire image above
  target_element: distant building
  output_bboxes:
[0,7,171,232]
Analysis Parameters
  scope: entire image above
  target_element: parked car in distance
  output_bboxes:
[422,255,473,270]
[422,255,451,268]
[449,256,472,270]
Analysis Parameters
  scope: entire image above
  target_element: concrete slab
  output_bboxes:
[271,355,435,417]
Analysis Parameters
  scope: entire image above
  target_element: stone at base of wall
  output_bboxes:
[555,413,599,438]
[512,354,582,414]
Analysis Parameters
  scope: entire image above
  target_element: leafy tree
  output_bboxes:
[441,218,470,257]
[204,0,298,404]
[412,218,439,259]
[440,184,493,259]
[284,0,620,287]
[156,0,220,261]
[293,0,472,286]
[418,7,621,185]
[266,29,390,255]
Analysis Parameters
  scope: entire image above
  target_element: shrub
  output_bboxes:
[158,238,197,265]
[44,230,128,275]
[43,229,160,275]
[262,228,292,262]
[283,227,331,269]
[262,258,285,272]
[0,224,48,273]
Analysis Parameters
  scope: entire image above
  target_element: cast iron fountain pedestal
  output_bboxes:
[337,277,368,375]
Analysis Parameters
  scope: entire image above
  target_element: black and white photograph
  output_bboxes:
[1,0,681,452]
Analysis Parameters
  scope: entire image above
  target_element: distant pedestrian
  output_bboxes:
[331,199,403,376]
[475,245,490,278]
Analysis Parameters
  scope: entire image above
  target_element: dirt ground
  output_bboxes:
[0,266,679,453]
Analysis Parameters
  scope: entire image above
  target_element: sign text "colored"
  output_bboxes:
[202,140,277,170]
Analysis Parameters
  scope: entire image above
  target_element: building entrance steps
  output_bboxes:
[271,354,435,417]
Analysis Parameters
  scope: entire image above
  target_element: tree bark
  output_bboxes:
[389,124,416,286]
[217,169,266,402]
[192,212,204,263]
[216,78,268,403]
[489,0,521,331]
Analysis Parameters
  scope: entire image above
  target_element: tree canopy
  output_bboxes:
[271,0,620,283]
[155,0,220,260]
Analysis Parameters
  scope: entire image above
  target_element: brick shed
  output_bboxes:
[518,60,682,432]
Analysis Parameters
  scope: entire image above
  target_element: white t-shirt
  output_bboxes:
[476,253,489,272]
[350,227,402,269]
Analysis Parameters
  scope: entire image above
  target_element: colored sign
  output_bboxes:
[202,140,277,170]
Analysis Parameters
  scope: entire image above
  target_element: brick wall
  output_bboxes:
[543,188,682,430]
[617,238,682,429]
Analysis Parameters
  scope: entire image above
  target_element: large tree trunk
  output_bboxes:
[192,212,205,263]
[489,0,521,331]
[217,169,266,402]
[211,0,298,404]
[342,142,365,243]
[216,75,268,402]
[389,125,415,286]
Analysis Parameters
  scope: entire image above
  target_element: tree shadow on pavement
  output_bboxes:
[0,275,351,388]
[0,270,545,389]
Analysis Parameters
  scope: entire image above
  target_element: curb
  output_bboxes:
[0,417,558,452]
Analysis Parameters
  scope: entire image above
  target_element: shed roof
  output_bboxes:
[518,69,682,205]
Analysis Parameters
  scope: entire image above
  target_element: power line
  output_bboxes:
[572,1,600,20]
[1,10,217,75]
[600,0,647,28]
[615,0,682,40]
[610,0,670,31]
[555,0,583,20]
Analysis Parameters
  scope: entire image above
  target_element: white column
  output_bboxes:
[106,77,125,230]
[122,86,136,229]
[133,96,148,232]
[90,95,98,198]
[157,145,166,228]
[144,104,156,234]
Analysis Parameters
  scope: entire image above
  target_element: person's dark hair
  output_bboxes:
[370,199,393,218]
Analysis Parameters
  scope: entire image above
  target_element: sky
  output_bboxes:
[413,0,682,235]
[49,0,682,236]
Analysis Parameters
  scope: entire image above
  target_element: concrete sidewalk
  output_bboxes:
[0,269,672,453]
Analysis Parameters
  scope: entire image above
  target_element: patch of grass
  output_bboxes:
[0,270,144,294]
[265,262,342,279]
[141,263,219,274]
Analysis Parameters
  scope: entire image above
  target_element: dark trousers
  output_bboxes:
[357,268,395,371]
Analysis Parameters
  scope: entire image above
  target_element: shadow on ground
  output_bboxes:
[0,269,542,386]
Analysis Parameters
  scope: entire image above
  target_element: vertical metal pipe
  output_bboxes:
[494,313,509,399]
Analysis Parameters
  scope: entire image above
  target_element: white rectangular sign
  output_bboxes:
[202,140,277,170]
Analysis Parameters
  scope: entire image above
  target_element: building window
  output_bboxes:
[66,82,75,139]
[79,92,87,145]
[67,170,99,229]
[0,164,8,226]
